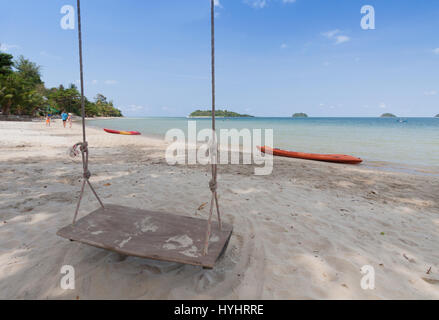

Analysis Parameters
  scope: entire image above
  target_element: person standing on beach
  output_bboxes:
[61,111,68,128]
[46,113,52,127]
[67,113,73,128]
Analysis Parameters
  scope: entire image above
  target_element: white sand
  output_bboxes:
[0,120,438,299]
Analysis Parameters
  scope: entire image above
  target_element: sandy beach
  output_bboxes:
[0,120,438,299]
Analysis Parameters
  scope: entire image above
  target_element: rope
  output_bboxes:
[72,0,104,224]
[77,0,86,145]
[72,1,221,252]
[203,0,222,256]
[209,179,217,193]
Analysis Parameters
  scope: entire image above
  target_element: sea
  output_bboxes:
[87,117,439,175]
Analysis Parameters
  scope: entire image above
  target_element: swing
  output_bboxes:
[57,0,232,269]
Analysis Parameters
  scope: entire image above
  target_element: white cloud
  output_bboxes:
[322,29,340,38]
[245,0,267,8]
[244,0,296,8]
[91,80,98,85]
[424,90,437,96]
[379,102,387,108]
[433,48,439,55]
[214,0,222,16]
[335,35,350,44]
[0,43,20,52]
[104,80,118,85]
[322,29,350,45]
[280,43,288,49]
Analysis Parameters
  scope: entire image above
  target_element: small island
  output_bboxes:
[380,113,397,118]
[189,109,253,118]
[292,113,308,118]
[436,114,439,118]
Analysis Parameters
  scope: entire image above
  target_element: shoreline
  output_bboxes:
[84,118,439,177]
[21,118,439,177]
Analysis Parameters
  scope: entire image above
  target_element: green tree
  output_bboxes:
[45,84,81,115]
[0,52,122,117]
[2,73,45,115]
[0,52,14,76]
[95,93,108,105]
[89,93,122,117]
[0,52,15,114]
[0,54,45,115]
[14,56,43,86]
[0,74,17,115]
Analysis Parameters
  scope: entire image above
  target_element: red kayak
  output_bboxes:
[104,128,141,136]
[258,146,363,164]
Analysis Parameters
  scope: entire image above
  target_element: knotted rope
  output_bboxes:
[209,179,217,193]
[71,140,104,224]
[203,0,222,255]
[72,0,104,225]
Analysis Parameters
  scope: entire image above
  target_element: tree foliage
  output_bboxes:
[292,113,308,118]
[15,56,43,86]
[0,52,122,117]
[0,52,14,76]
[380,113,397,118]
[189,109,253,117]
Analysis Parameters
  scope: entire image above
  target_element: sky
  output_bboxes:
[1,0,439,117]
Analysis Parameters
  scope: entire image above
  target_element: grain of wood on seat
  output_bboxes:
[57,204,233,268]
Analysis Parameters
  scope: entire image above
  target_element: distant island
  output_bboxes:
[436,114,439,118]
[292,113,308,118]
[189,110,253,118]
[380,113,397,118]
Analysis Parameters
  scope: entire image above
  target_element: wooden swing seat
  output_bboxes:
[57,204,233,269]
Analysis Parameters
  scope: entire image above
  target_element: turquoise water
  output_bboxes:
[88,117,439,170]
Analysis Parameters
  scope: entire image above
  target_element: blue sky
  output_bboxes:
[1,0,438,117]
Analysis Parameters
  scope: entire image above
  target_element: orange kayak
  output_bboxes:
[258,146,363,164]
[104,128,141,135]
